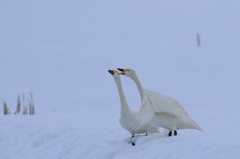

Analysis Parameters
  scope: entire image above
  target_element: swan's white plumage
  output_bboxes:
[130,89,198,131]
[109,70,159,137]
[129,93,155,130]
[118,68,203,132]
[145,89,189,118]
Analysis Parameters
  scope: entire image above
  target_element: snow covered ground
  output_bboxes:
[1,1,240,159]
[1,104,240,159]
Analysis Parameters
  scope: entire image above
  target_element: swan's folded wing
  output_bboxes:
[144,89,187,119]
[162,94,189,117]
[129,94,155,131]
[130,89,189,131]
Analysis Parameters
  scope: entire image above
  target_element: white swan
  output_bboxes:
[117,68,203,136]
[108,70,159,145]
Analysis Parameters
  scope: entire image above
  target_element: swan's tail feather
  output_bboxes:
[176,115,204,132]
[183,117,204,132]
[193,122,204,132]
[189,119,204,132]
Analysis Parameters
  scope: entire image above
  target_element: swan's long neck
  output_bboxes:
[130,73,144,101]
[113,76,131,114]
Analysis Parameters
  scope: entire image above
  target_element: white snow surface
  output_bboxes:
[1,105,240,159]
[1,1,240,159]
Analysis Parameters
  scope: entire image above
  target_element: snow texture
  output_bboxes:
[1,1,240,159]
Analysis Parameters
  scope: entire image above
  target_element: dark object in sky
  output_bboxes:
[197,34,201,47]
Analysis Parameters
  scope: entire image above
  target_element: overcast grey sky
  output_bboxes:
[1,1,240,111]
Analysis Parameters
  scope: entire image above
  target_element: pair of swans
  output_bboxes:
[108,68,203,145]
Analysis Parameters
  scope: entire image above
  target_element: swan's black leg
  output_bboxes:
[131,135,135,146]
[168,131,172,136]
[145,133,148,136]
[174,130,177,136]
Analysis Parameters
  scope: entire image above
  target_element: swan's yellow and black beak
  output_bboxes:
[108,70,117,75]
[117,68,128,75]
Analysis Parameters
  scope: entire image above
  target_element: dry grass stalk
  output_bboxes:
[29,91,35,115]
[23,106,28,115]
[3,101,10,115]
[14,95,21,114]
[22,94,28,115]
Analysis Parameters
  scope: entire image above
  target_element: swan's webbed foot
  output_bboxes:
[174,130,177,136]
[168,131,172,136]
[145,133,148,136]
